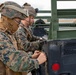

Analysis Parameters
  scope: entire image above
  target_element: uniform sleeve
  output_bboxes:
[31,34,41,41]
[15,27,40,52]
[0,32,39,72]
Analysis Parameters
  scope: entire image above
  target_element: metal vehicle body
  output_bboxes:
[33,0,76,75]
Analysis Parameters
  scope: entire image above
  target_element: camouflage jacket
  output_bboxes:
[0,29,39,72]
[14,24,41,52]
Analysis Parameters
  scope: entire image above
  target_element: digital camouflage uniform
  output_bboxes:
[0,1,39,75]
[0,29,39,72]
[14,23,41,52]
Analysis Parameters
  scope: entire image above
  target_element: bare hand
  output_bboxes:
[37,52,47,64]
[32,50,41,59]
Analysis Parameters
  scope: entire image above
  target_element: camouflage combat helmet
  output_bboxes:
[23,3,38,17]
[0,1,29,19]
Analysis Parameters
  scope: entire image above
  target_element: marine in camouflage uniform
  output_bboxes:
[14,3,45,53]
[0,1,47,75]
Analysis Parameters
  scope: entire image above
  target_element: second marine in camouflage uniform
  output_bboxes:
[14,3,44,52]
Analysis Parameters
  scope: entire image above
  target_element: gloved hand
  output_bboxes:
[39,37,47,44]
[38,38,47,50]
